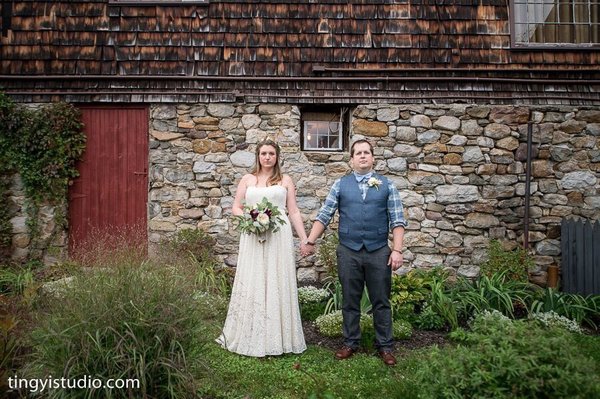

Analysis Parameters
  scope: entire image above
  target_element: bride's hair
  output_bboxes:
[252,139,282,186]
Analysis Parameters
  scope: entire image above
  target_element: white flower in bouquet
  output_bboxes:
[257,212,270,225]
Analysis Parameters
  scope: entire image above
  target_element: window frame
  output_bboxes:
[300,107,350,153]
[510,0,600,49]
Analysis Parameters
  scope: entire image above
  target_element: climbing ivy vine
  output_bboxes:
[0,92,86,263]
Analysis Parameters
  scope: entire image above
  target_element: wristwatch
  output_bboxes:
[303,239,315,245]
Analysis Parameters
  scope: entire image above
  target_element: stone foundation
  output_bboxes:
[7,102,600,285]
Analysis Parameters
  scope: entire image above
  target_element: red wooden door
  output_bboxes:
[69,106,148,250]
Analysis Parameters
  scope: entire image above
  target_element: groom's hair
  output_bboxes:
[350,139,373,157]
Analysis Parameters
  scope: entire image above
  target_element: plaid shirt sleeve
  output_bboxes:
[388,181,408,230]
[315,178,341,227]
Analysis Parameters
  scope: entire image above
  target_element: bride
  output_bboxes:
[216,139,311,357]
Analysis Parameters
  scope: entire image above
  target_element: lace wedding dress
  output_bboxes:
[216,185,307,357]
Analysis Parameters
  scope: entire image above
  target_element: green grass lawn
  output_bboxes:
[197,344,409,399]
[196,331,600,399]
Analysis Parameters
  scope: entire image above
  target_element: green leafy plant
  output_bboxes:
[315,310,344,337]
[316,232,339,281]
[390,267,449,323]
[392,319,412,340]
[530,288,599,330]
[530,311,583,334]
[426,274,458,330]
[451,271,533,320]
[390,270,429,320]
[0,93,23,262]
[481,239,534,283]
[403,312,600,399]
[299,286,331,321]
[414,304,446,331]
[0,95,86,261]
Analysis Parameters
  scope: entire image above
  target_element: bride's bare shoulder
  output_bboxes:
[240,174,257,185]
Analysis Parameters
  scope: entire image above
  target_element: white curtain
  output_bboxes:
[514,0,600,44]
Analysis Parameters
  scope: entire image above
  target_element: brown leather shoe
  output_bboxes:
[335,346,356,360]
[378,351,397,366]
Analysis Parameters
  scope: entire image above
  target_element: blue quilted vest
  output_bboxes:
[338,174,390,252]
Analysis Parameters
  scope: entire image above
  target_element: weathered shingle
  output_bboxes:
[0,0,598,104]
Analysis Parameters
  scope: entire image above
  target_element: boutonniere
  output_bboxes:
[367,176,382,190]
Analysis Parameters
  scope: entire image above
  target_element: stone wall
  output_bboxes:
[149,103,600,283]
[8,175,67,265]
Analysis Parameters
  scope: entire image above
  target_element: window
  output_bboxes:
[512,0,600,47]
[301,108,349,152]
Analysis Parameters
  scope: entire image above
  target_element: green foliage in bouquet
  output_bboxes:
[233,197,286,239]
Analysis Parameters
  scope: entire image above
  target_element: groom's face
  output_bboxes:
[351,142,374,173]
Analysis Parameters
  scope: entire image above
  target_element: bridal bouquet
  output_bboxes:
[233,197,286,243]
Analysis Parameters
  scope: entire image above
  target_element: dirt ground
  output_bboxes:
[302,320,449,357]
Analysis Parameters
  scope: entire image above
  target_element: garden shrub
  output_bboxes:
[316,232,339,281]
[314,310,374,345]
[298,286,330,321]
[530,311,583,334]
[414,304,446,331]
[405,312,600,399]
[390,269,431,319]
[393,319,412,340]
[23,258,214,398]
[315,310,343,337]
[530,288,600,330]
[480,239,534,283]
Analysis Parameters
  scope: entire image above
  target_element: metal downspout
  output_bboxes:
[524,122,534,250]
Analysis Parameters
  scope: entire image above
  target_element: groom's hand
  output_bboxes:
[388,251,403,271]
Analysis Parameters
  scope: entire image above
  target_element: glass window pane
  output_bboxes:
[303,118,343,151]
[513,0,599,45]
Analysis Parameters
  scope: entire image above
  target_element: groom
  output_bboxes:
[304,139,407,366]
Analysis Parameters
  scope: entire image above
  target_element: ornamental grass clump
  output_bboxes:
[23,257,214,398]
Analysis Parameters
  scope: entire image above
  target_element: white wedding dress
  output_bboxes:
[217,185,307,357]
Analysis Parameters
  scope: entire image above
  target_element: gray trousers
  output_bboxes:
[336,244,394,351]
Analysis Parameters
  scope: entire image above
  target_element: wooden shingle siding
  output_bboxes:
[1,0,598,104]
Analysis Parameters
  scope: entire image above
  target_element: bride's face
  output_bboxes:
[258,145,278,170]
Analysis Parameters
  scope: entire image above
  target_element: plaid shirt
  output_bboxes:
[315,173,407,231]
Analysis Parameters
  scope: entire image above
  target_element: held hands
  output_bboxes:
[388,250,403,271]
[300,242,315,257]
